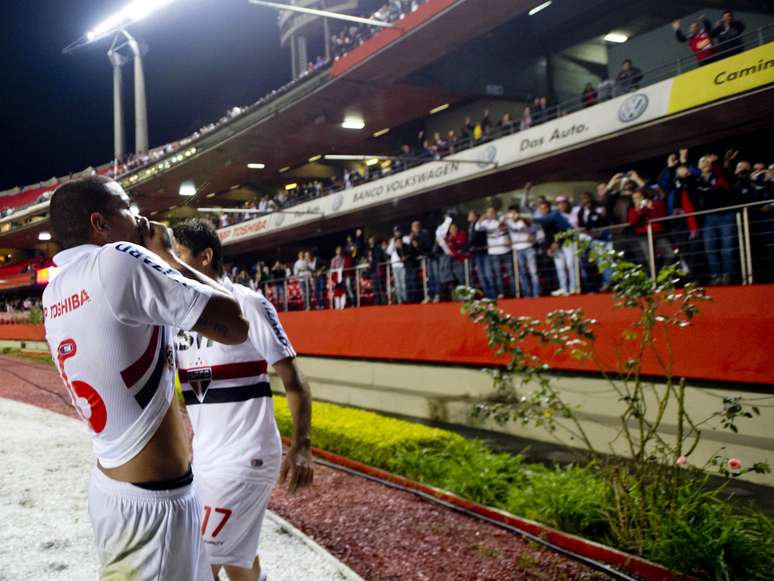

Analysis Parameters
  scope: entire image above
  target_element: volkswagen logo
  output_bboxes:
[273,212,285,227]
[618,94,649,123]
[477,145,497,168]
[331,193,344,212]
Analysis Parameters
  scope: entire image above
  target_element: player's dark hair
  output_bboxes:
[49,176,116,249]
[172,219,224,276]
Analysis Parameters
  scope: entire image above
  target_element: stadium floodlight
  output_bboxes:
[38,232,52,242]
[85,0,179,45]
[429,103,450,115]
[278,166,291,173]
[365,158,380,166]
[604,32,629,43]
[248,0,395,28]
[372,128,390,138]
[308,154,323,163]
[342,118,366,130]
[179,181,197,197]
[528,1,552,16]
[247,163,266,169]
[285,183,298,190]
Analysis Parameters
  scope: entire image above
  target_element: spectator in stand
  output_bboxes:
[447,130,458,154]
[481,110,493,139]
[711,10,745,58]
[466,210,493,299]
[577,190,613,291]
[434,132,449,157]
[627,188,675,267]
[602,170,645,258]
[475,207,514,299]
[505,204,542,297]
[498,112,516,134]
[519,106,532,131]
[270,260,287,308]
[293,250,311,309]
[696,154,738,284]
[461,116,475,145]
[405,220,436,303]
[582,82,598,107]
[531,200,577,296]
[661,151,702,278]
[331,246,351,310]
[386,235,408,304]
[367,235,387,305]
[673,17,716,65]
[597,78,615,102]
[445,220,469,292]
[307,251,327,309]
[433,216,456,301]
[614,59,643,95]
[531,97,546,125]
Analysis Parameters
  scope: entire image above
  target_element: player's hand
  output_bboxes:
[140,220,174,257]
[280,445,314,494]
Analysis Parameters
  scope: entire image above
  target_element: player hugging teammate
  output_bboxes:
[43,176,312,581]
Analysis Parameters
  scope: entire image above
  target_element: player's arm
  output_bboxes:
[142,220,248,345]
[274,358,313,493]
[244,291,313,493]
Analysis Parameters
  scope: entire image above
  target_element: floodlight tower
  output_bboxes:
[65,1,178,159]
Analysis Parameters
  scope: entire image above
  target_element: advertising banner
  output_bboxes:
[668,41,774,114]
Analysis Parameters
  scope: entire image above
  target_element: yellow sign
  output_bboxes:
[668,41,774,114]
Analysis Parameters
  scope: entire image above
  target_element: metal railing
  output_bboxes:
[237,201,774,312]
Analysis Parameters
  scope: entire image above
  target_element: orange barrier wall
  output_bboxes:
[331,0,456,77]
[4,286,771,384]
[0,324,45,342]
[279,285,774,385]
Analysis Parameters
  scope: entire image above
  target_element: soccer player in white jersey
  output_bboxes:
[172,219,313,581]
[42,177,249,580]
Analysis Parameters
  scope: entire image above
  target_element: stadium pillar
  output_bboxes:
[107,49,126,161]
[290,33,298,78]
[297,35,308,73]
[323,14,330,61]
[126,34,149,154]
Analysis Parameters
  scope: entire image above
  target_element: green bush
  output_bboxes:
[506,464,608,537]
[273,396,462,470]
[630,476,774,580]
[389,439,527,508]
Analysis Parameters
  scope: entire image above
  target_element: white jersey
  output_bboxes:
[42,243,213,469]
[176,278,296,483]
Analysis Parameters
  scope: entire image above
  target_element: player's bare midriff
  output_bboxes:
[99,398,190,483]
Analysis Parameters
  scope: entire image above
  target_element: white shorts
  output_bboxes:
[88,467,210,581]
[195,471,276,569]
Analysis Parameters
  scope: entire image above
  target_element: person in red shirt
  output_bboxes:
[673,17,716,65]
[446,222,469,288]
[628,189,676,267]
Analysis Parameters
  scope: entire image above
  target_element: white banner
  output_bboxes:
[219,78,673,246]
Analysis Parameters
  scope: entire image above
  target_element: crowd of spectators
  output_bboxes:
[673,10,746,65]
[330,0,428,60]
[0,296,42,324]
[225,146,773,310]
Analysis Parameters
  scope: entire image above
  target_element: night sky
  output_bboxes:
[0,0,291,190]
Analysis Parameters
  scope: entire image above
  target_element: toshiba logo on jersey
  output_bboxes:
[44,290,91,319]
